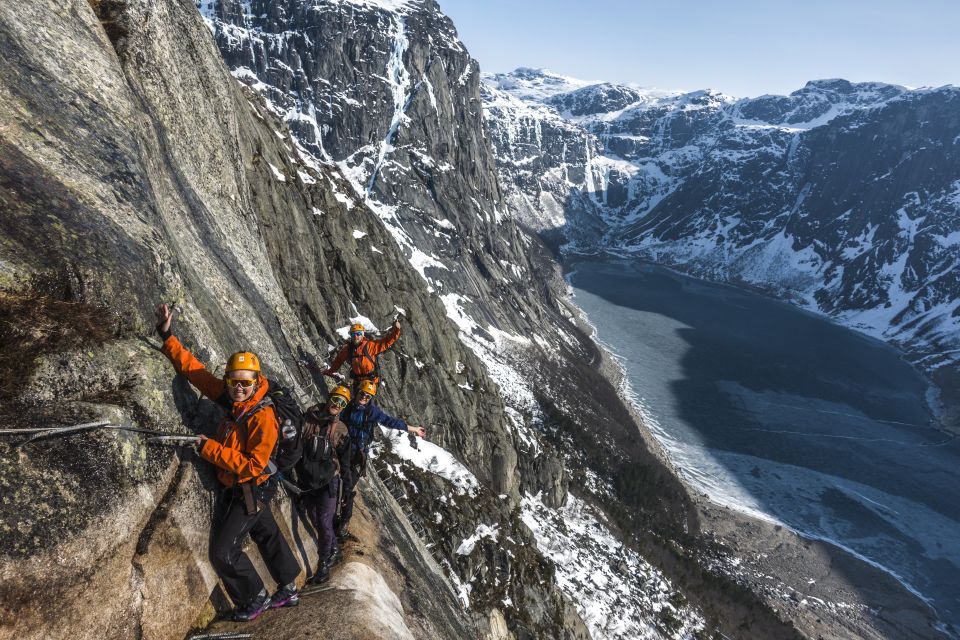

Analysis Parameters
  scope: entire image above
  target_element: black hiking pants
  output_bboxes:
[337,449,367,531]
[210,480,300,607]
[303,476,340,566]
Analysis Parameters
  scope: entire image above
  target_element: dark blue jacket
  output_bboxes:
[340,401,407,453]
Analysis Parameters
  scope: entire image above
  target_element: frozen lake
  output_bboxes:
[568,260,960,630]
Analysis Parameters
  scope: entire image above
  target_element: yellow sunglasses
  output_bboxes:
[225,377,257,388]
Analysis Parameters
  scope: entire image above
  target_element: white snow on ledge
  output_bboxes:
[455,523,499,555]
[521,493,703,640]
[376,427,480,496]
[437,293,542,451]
[328,562,415,639]
[268,162,286,182]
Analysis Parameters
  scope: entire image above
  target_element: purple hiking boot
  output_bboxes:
[270,581,300,608]
[231,589,272,621]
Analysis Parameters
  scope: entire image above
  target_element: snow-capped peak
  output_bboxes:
[545,82,680,117]
[482,67,599,102]
[732,78,906,128]
[328,0,421,13]
[483,67,960,373]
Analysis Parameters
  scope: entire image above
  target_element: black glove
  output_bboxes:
[155,303,173,340]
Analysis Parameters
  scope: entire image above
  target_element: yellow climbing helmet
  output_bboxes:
[226,351,261,373]
[358,379,377,397]
[330,385,352,403]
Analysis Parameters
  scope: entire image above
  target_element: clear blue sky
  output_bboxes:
[435,0,960,97]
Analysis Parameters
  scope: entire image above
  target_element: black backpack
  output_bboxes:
[239,383,305,475]
[295,416,342,491]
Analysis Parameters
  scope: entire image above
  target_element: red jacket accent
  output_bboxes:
[328,326,400,377]
[162,336,277,487]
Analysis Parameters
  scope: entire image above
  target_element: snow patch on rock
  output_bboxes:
[329,562,416,639]
[455,523,499,555]
[376,427,480,496]
[521,493,703,640]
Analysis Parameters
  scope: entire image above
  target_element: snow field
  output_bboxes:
[374,426,480,496]
[521,493,703,640]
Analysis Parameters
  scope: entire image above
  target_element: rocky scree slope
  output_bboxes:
[0,0,583,638]
[484,69,960,425]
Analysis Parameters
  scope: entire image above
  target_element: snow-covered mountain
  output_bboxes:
[4,0,947,636]
[190,2,711,638]
[483,69,960,378]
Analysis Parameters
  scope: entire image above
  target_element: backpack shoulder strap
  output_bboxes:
[366,341,383,379]
[241,396,274,425]
[232,396,279,481]
[236,396,275,449]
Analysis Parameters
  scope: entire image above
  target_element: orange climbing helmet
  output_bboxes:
[350,323,365,334]
[357,379,378,397]
[226,351,261,373]
[330,385,352,403]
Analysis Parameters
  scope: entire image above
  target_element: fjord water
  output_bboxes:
[568,260,960,628]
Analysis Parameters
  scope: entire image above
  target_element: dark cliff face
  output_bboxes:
[210,0,706,514]
[483,69,960,386]
[199,0,590,510]
[480,79,607,251]
[547,83,652,117]
[205,0,539,336]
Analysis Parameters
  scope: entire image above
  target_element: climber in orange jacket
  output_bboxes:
[320,318,401,394]
[156,303,300,622]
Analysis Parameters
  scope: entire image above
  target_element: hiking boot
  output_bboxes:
[335,524,349,542]
[336,528,359,544]
[309,561,330,585]
[270,581,300,608]
[231,589,271,621]
[329,545,343,567]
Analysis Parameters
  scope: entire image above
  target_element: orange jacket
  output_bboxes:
[328,326,400,378]
[161,336,277,487]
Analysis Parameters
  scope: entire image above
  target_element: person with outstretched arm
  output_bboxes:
[318,318,401,395]
[155,303,300,622]
[335,379,426,539]
[292,385,351,585]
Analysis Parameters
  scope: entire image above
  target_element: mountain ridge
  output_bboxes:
[483,68,960,422]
